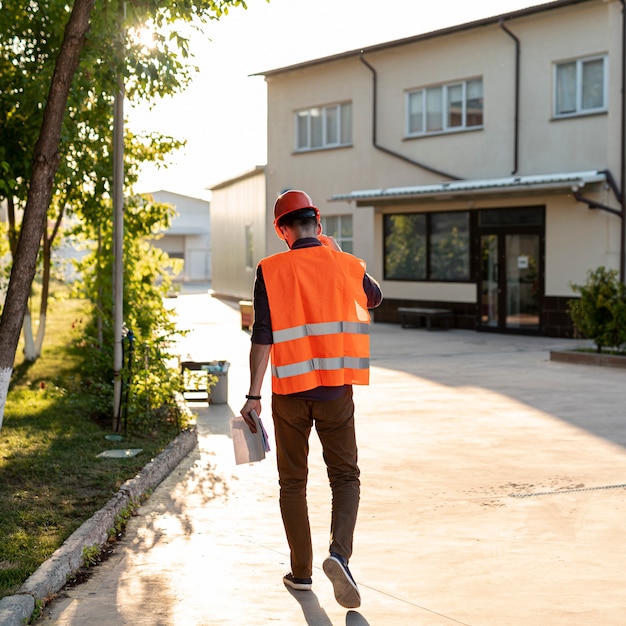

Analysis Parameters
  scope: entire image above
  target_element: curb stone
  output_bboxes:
[0,427,198,626]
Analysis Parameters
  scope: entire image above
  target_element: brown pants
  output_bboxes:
[272,389,360,579]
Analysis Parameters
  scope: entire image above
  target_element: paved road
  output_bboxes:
[37,288,626,625]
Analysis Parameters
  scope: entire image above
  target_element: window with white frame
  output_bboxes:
[321,215,353,254]
[296,102,352,151]
[554,55,607,117]
[407,78,483,136]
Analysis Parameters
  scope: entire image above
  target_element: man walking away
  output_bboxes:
[240,190,383,609]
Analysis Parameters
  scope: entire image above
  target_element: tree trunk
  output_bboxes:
[0,0,95,430]
[7,195,18,256]
[34,234,53,358]
[22,307,36,361]
[33,196,66,360]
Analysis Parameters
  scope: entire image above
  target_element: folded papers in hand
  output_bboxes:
[230,410,270,465]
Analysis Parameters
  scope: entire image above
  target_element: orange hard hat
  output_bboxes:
[273,190,320,240]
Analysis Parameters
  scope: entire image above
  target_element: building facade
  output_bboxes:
[258,0,625,337]
[210,166,266,301]
[149,190,212,283]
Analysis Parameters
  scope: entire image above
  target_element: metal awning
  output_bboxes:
[329,170,607,205]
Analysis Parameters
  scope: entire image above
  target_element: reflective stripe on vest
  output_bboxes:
[273,321,370,344]
[272,356,370,379]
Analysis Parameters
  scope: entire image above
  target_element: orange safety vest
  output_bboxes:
[260,245,371,394]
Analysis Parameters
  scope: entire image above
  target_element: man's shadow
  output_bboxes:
[286,588,371,626]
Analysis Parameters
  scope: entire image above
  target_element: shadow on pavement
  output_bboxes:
[345,609,371,625]
[286,587,333,625]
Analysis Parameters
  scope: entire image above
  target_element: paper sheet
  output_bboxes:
[230,410,270,465]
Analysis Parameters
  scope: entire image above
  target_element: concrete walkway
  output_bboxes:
[36,289,626,625]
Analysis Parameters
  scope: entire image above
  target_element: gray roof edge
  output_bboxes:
[209,165,266,191]
[329,170,607,203]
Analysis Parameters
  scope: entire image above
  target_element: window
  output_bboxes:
[321,215,353,253]
[407,78,483,136]
[554,55,607,117]
[430,212,470,280]
[296,102,352,151]
[384,214,427,280]
[479,207,544,227]
[384,211,470,281]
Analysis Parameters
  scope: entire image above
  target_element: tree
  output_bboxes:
[0,0,252,430]
[0,0,95,430]
[1,0,249,361]
[69,189,185,434]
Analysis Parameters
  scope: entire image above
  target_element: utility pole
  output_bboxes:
[112,5,126,432]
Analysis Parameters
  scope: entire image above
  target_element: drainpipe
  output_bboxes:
[599,168,623,203]
[572,188,622,218]
[573,169,622,216]
[359,53,461,181]
[619,0,626,282]
[499,19,520,175]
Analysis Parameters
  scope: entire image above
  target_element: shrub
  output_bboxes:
[569,266,626,353]
[70,193,195,434]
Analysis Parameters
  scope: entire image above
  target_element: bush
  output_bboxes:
[70,193,195,434]
[569,266,626,353]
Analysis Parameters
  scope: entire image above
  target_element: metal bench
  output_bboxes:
[397,307,454,330]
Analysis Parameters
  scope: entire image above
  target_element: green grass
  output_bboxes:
[575,347,626,356]
[0,294,177,598]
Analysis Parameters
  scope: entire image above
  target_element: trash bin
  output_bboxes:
[181,360,230,404]
[202,360,230,404]
[239,300,253,331]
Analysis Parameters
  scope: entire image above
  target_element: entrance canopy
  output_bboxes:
[329,170,607,205]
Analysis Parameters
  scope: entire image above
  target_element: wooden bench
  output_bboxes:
[397,307,454,331]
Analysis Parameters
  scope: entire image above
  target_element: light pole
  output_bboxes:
[112,3,126,432]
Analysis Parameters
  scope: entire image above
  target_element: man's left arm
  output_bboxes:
[364,273,383,309]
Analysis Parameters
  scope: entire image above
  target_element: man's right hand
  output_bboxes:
[240,399,260,433]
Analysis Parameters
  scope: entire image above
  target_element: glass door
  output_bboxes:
[480,234,499,328]
[505,233,540,330]
[480,231,542,332]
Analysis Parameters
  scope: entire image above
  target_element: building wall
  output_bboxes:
[267,2,619,184]
[264,0,623,335]
[210,167,266,301]
[546,193,621,296]
[149,190,211,282]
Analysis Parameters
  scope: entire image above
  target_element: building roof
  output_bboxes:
[256,0,591,78]
[209,165,266,191]
[329,170,607,205]
[147,190,210,204]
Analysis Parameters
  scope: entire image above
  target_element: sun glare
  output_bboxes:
[130,25,156,51]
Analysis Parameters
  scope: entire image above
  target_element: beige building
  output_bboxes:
[210,166,266,300]
[149,190,212,283]
[212,0,625,337]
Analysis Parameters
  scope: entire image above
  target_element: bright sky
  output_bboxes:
[128,0,544,200]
